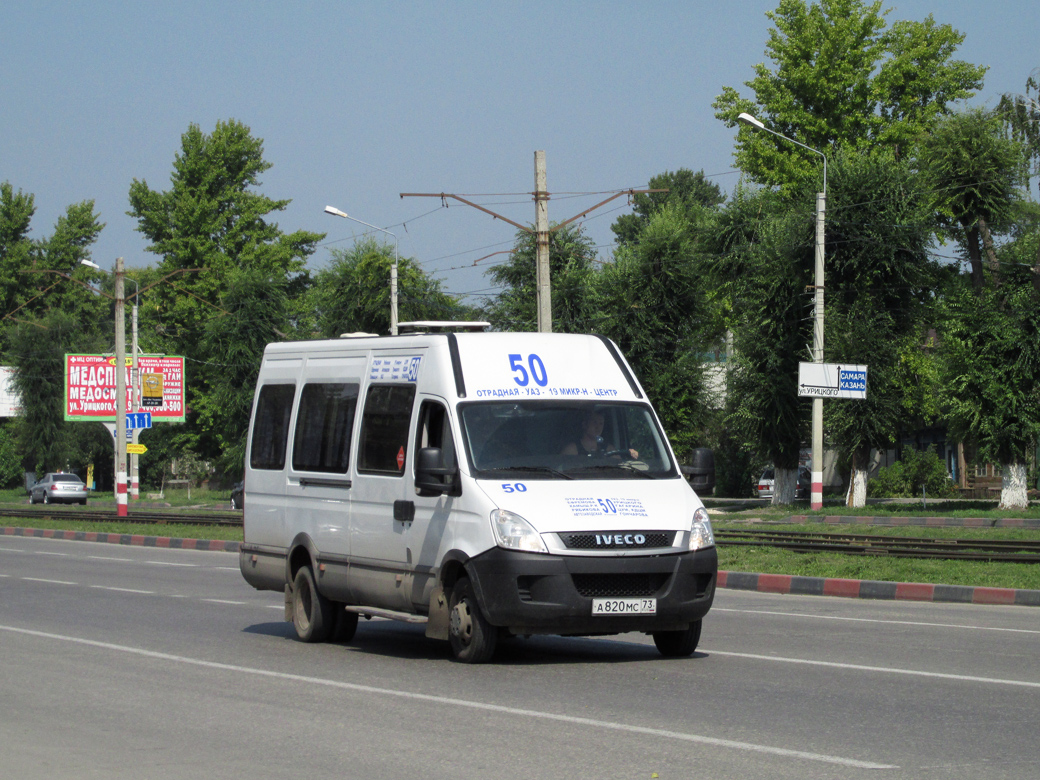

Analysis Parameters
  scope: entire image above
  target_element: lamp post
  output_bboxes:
[324,206,399,335]
[80,254,126,520]
[737,112,827,510]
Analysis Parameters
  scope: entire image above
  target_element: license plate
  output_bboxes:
[591,598,656,615]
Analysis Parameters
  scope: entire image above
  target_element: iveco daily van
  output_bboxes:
[239,324,717,662]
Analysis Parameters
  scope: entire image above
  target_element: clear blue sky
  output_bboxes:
[3,1,1037,306]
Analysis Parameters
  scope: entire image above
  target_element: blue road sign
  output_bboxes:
[126,412,153,429]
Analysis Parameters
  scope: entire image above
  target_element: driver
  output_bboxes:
[561,410,638,459]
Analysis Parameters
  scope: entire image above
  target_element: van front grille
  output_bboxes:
[560,531,674,550]
[571,573,669,598]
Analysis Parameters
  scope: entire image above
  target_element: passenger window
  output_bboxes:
[250,384,296,470]
[291,383,360,474]
[357,384,416,475]
[415,401,456,486]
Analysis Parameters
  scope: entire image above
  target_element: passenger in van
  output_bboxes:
[561,410,638,459]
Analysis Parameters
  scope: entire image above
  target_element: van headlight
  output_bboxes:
[491,509,548,554]
[689,507,715,551]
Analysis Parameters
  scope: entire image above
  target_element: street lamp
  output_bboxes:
[81,257,128,516]
[737,112,827,510]
[324,205,399,335]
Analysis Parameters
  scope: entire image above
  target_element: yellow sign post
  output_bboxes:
[127,443,147,455]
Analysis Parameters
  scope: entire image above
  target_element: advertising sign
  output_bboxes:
[65,354,185,422]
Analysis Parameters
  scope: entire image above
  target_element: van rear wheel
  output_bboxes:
[652,619,702,657]
[448,577,497,663]
[292,566,333,642]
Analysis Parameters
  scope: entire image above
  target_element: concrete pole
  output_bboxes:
[534,150,551,333]
[114,257,128,517]
[811,191,826,510]
[130,294,139,501]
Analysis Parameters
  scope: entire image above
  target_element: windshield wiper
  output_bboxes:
[482,465,574,480]
[569,463,658,479]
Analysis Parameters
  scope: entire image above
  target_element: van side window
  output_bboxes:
[415,401,456,485]
[250,384,296,470]
[357,384,416,475]
[291,383,360,474]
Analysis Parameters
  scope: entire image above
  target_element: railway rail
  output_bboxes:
[715,528,1040,563]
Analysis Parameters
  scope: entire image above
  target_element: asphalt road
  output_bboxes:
[1,535,1038,780]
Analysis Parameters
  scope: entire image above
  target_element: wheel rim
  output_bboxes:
[294,577,312,631]
[450,600,474,646]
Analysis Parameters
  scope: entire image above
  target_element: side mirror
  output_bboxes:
[415,447,461,497]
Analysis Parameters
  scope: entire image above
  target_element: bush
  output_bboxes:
[868,446,954,498]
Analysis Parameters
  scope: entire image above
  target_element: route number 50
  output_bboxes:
[509,353,548,387]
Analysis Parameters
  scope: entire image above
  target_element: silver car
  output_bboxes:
[756,466,811,500]
[29,473,89,505]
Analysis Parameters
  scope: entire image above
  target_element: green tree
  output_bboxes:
[6,310,108,474]
[611,169,725,247]
[714,0,985,188]
[919,108,1025,292]
[482,222,597,333]
[820,150,939,505]
[196,269,294,477]
[705,186,811,504]
[596,204,718,456]
[920,109,1038,508]
[310,238,473,337]
[127,119,323,459]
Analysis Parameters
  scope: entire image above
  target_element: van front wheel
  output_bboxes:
[448,578,497,663]
[652,619,702,657]
[292,566,333,643]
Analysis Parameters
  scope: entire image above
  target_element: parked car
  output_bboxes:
[756,466,811,500]
[230,481,244,510]
[29,473,89,505]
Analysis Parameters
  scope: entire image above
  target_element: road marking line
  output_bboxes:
[89,556,133,562]
[0,623,896,770]
[202,599,246,605]
[713,607,1040,635]
[33,551,69,556]
[145,561,197,567]
[21,577,77,585]
[704,649,1040,688]
[89,586,155,595]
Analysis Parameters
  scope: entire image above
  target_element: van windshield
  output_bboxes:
[459,401,678,480]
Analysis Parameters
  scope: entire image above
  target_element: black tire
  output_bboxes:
[291,566,333,643]
[79,498,87,506]
[448,577,497,663]
[653,620,702,658]
[330,605,359,643]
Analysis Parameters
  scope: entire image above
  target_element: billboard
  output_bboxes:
[65,354,185,422]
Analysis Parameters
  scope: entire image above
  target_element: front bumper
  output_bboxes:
[465,546,717,636]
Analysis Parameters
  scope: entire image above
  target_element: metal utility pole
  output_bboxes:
[114,257,128,517]
[402,154,664,333]
[534,151,551,332]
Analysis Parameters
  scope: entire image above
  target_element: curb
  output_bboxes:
[784,515,1040,528]
[718,570,1040,607]
[6,526,1039,608]
[2,526,239,553]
